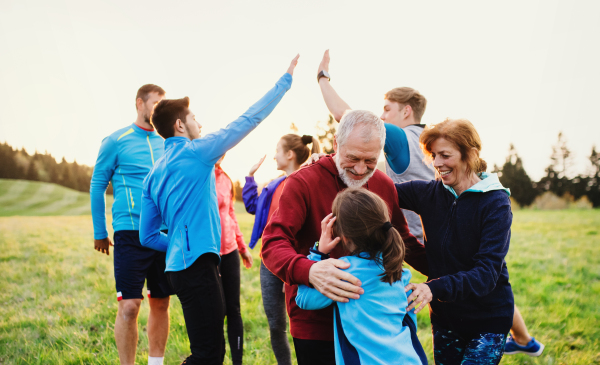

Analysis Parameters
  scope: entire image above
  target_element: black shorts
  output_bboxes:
[113,230,174,301]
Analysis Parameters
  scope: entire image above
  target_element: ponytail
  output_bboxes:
[281,134,322,165]
[331,188,407,286]
[379,227,405,284]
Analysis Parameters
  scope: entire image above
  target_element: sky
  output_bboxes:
[1,0,599,184]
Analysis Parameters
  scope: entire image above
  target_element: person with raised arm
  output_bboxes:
[139,55,298,365]
[316,49,544,358]
[261,109,428,365]
[243,134,320,365]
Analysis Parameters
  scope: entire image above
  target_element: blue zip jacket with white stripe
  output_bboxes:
[90,123,166,240]
[139,73,292,272]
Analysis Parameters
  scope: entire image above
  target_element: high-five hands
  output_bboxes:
[318,213,340,254]
[287,54,300,76]
[249,155,266,176]
[94,237,113,256]
[318,49,330,74]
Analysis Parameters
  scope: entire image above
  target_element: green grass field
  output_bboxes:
[0,179,599,364]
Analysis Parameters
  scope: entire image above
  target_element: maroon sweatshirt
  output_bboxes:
[261,155,429,341]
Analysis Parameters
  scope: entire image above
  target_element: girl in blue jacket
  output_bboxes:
[397,118,514,364]
[296,188,427,365]
[242,133,320,365]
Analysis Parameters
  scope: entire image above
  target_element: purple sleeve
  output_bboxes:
[242,176,258,215]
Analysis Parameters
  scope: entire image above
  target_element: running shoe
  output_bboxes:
[504,335,545,356]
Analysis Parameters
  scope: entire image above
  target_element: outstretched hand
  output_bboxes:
[287,54,300,76]
[249,155,266,176]
[405,282,433,314]
[318,213,340,254]
[318,49,330,74]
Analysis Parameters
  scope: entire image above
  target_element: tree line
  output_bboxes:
[493,133,599,207]
[1,129,598,207]
[0,142,113,194]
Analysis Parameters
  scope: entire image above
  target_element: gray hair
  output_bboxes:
[336,110,386,149]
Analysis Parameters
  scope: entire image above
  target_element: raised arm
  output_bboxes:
[317,50,351,122]
[242,155,265,214]
[193,55,298,165]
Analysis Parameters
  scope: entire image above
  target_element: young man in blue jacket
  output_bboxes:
[139,55,298,365]
[90,84,173,365]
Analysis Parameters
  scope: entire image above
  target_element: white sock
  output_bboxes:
[148,356,164,365]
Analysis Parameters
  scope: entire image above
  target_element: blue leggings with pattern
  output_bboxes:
[433,326,507,365]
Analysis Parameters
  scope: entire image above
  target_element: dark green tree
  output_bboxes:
[537,132,573,197]
[25,158,39,181]
[496,144,537,206]
[585,146,600,207]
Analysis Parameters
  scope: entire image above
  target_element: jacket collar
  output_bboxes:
[164,136,189,150]
[131,123,158,136]
[443,172,511,198]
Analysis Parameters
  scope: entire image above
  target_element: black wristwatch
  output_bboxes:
[317,70,330,82]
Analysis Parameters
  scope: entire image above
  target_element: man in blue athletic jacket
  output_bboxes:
[139,55,298,365]
[90,84,173,365]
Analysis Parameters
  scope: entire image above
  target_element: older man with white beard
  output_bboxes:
[261,110,429,365]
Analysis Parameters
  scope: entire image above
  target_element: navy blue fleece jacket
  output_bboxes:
[395,173,514,336]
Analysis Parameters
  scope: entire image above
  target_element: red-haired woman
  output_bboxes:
[395,118,513,364]
[215,154,253,365]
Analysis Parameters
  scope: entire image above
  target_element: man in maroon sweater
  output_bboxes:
[262,110,429,365]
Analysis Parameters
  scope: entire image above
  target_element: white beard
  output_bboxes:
[335,155,375,188]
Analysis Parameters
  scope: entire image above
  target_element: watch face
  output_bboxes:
[323,70,330,78]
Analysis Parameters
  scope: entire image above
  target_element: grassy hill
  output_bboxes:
[0,179,113,216]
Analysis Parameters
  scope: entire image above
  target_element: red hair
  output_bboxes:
[420,118,487,176]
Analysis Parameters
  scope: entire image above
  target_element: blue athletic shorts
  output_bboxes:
[113,230,174,301]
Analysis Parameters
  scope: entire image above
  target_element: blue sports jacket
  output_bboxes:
[296,249,426,365]
[139,73,292,272]
[395,172,514,336]
[242,175,286,249]
[90,123,166,239]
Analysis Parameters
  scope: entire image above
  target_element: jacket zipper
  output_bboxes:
[185,225,190,251]
[146,135,155,164]
[180,230,187,269]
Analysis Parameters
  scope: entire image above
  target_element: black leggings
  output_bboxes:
[166,253,226,365]
[219,249,244,365]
